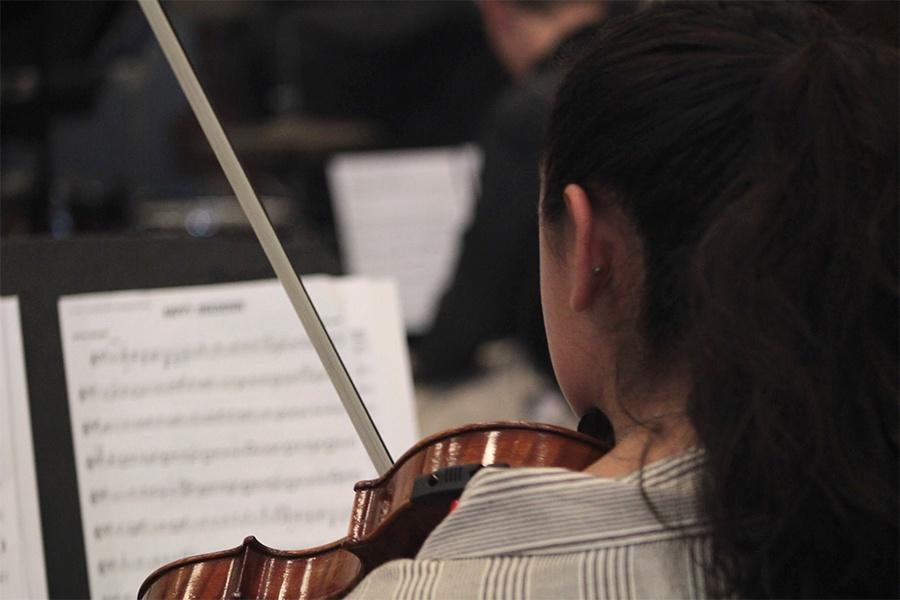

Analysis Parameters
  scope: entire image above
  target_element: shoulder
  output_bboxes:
[425,451,704,555]
[349,451,709,599]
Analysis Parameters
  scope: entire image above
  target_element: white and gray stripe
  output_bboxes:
[348,450,707,599]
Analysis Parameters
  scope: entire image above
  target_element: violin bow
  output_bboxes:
[137,0,394,476]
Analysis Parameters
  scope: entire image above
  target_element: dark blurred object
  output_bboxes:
[816,0,899,48]
[55,180,129,234]
[268,2,508,147]
[577,407,615,447]
[0,2,121,118]
[1,140,40,236]
[134,195,295,237]
[2,1,507,236]
[1,1,125,234]
[175,115,383,171]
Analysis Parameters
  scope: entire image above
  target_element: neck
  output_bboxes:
[583,368,696,479]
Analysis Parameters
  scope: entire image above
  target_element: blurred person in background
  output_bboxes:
[414,1,634,390]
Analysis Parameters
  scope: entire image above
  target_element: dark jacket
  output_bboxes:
[415,28,598,383]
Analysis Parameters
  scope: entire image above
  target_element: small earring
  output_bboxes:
[592,265,603,275]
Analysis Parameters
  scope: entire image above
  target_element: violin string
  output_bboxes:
[137,0,394,476]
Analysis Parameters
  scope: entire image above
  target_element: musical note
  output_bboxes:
[58,277,417,599]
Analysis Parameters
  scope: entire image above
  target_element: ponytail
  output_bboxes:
[688,35,898,598]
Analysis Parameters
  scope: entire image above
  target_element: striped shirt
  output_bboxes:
[349,450,708,599]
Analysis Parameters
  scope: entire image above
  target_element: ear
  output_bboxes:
[563,184,609,312]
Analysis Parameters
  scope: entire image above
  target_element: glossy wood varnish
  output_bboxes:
[139,422,609,599]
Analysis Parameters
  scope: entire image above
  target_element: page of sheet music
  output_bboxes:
[58,278,417,600]
[0,297,48,600]
[327,145,481,333]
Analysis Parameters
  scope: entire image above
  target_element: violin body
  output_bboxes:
[139,421,609,600]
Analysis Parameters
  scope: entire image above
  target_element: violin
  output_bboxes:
[138,422,608,599]
[135,2,609,598]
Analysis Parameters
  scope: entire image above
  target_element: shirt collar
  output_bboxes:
[418,450,705,559]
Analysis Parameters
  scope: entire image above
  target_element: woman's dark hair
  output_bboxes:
[542,2,898,597]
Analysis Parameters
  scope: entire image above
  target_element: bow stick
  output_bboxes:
[138,0,394,476]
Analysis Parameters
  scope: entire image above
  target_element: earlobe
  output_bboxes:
[563,184,608,312]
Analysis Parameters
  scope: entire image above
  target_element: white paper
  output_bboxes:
[58,277,417,600]
[0,297,49,600]
[327,145,481,333]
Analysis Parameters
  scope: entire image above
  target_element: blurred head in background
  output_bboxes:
[478,1,608,79]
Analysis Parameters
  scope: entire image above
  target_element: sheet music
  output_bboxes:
[58,277,417,600]
[0,297,48,600]
[327,145,481,333]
